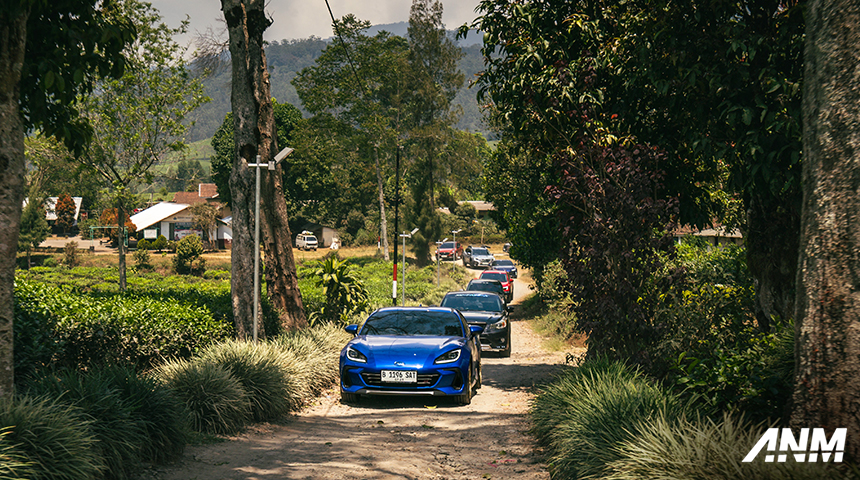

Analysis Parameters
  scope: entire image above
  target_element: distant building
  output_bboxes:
[674,224,744,247]
[129,202,232,248]
[437,201,495,219]
[297,222,339,248]
[23,196,83,226]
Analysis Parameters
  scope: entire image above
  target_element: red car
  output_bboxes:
[436,241,463,261]
[479,270,513,302]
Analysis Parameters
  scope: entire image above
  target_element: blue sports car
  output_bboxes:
[339,307,484,405]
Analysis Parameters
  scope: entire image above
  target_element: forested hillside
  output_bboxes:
[185,26,488,143]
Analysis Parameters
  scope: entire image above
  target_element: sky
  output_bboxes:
[149,0,483,47]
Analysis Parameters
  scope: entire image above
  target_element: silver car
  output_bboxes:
[464,246,495,269]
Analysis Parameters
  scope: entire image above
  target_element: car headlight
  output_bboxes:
[346,346,367,363]
[435,349,461,364]
[486,318,507,332]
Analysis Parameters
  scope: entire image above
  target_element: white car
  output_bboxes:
[296,231,318,251]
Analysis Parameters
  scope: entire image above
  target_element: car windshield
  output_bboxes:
[442,294,503,313]
[482,272,508,282]
[307,236,317,241]
[359,310,464,337]
[494,260,514,267]
[440,242,455,249]
[473,248,490,256]
[468,282,502,293]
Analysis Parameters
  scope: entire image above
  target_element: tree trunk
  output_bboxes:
[221,0,306,335]
[375,146,390,261]
[792,0,860,462]
[0,7,29,397]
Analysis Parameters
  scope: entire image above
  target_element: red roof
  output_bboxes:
[172,184,219,205]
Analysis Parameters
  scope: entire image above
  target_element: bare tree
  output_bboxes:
[220,0,307,335]
[792,0,860,461]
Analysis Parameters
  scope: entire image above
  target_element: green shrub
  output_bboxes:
[155,359,250,435]
[63,241,79,267]
[13,278,230,374]
[133,247,152,271]
[0,395,102,479]
[0,427,36,479]
[41,257,58,268]
[605,412,844,480]
[136,238,150,250]
[173,235,205,274]
[151,235,168,251]
[23,368,147,479]
[530,358,690,480]
[197,340,298,422]
[308,257,369,325]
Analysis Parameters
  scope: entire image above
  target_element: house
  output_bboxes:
[437,200,495,219]
[129,202,233,248]
[297,222,339,248]
[23,196,83,226]
[674,224,744,247]
[172,183,230,218]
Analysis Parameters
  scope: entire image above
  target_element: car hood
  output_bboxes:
[347,335,466,367]
[460,311,504,324]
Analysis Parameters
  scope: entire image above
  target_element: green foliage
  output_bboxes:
[151,234,168,251]
[136,238,150,250]
[0,427,36,479]
[22,368,148,479]
[308,256,369,325]
[13,277,230,374]
[17,195,49,257]
[155,359,250,435]
[197,341,298,422]
[173,235,205,274]
[605,412,843,480]
[62,241,79,267]
[0,395,102,480]
[530,358,690,480]
[55,193,77,235]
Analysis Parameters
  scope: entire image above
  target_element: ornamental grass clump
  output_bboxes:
[530,358,690,480]
[0,395,102,479]
[197,340,297,422]
[23,367,148,479]
[604,412,844,480]
[155,359,250,435]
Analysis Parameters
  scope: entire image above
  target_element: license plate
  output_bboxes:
[381,370,417,383]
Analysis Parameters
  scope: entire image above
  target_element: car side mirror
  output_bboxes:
[469,325,485,336]
[507,305,514,312]
[345,324,359,335]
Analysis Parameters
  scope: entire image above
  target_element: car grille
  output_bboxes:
[361,372,440,386]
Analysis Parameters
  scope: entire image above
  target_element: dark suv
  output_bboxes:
[466,279,507,304]
[441,291,511,357]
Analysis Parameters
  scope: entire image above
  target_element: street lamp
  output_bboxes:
[399,227,419,306]
[248,147,293,342]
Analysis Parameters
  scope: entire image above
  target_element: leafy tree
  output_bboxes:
[17,194,49,270]
[54,193,76,236]
[24,135,103,213]
[791,0,860,459]
[469,0,805,330]
[167,159,207,192]
[293,14,412,261]
[78,0,209,292]
[0,0,134,397]
[99,208,136,246]
[404,0,465,266]
[220,0,307,334]
[190,202,219,249]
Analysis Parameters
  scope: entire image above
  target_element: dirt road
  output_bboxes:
[138,271,575,480]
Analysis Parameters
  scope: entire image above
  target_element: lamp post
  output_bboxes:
[435,237,448,287]
[247,147,293,342]
[399,227,419,306]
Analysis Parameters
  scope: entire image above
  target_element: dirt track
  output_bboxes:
[136,270,576,480]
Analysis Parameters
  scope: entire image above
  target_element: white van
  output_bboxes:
[295,231,318,251]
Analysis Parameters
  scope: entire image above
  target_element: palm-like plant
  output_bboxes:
[310,256,369,325]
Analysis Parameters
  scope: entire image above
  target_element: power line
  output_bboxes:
[323,0,370,97]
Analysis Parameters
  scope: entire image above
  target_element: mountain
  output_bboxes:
[184,28,489,143]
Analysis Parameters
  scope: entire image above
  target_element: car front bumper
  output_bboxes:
[340,365,469,397]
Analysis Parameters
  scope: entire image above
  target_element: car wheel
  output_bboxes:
[340,391,360,404]
[475,364,482,389]
[455,368,473,405]
[501,331,512,357]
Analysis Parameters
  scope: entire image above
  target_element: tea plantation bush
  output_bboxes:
[14,278,230,376]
